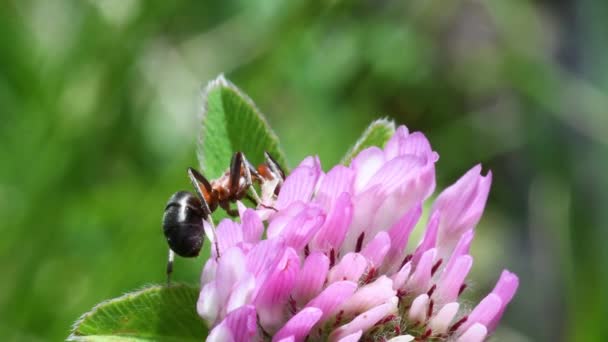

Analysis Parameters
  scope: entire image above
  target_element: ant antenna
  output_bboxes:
[238,152,264,205]
[244,166,263,205]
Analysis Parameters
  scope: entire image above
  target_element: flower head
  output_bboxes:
[197,125,518,341]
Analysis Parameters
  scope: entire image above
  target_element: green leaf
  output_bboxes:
[341,118,396,165]
[69,284,206,342]
[198,75,288,179]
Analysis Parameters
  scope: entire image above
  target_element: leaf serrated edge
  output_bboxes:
[68,283,199,341]
[197,74,289,173]
[341,118,396,165]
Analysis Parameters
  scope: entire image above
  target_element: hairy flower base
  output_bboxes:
[197,125,518,342]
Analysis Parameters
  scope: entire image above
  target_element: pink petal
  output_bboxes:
[364,156,425,196]
[338,276,395,315]
[197,282,220,324]
[486,270,519,332]
[383,204,422,273]
[298,155,322,170]
[351,147,386,193]
[311,192,353,252]
[434,165,482,216]
[436,255,473,303]
[337,330,362,342]
[361,231,391,268]
[276,164,321,209]
[275,337,294,342]
[225,273,256,313]
[329,298,398,341]
[455,170,492,236]
[457,323,487,342]
[459,293,502,334]
[397,132,434,157]
[368,191,418,238]
[408,294,429,323]
[292,252,330,305]
[222,305,258,341]
[387,335,415,342]
[341,185,384,254]
[384,125,410,160]
[216,247,247,306]
[391,262,412,290]
[241,209,264,243]
[429,302,459,334]
[200,258,217,287]
[327,252,368,283]
[405,248,436,294]
[215,219,243,255]
[280,205,326,251]
[272,307,323,342]
[411,210,440,266]
[246,238,285,278]
[365,155,430,236]
[207,321,232,342]
[442,229,474,277]
[413,155,437,201]
[255,248,300,333]
[491,269,519,308]
[305,281,358,322]
[433,165,492,256]
[316,165,355,210]
[267,202,307,238]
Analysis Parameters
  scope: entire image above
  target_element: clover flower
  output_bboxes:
[196,125,518,341]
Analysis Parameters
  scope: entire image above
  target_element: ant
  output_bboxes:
[162,151,285,283]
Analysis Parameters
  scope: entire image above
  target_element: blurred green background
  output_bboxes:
[1,0,607,341]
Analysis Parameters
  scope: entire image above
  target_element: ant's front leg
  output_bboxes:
[238,153,263,204]
[228,152,244,197]
[229,152,259,203]
[220,201,240,217]
[264,151,286,181]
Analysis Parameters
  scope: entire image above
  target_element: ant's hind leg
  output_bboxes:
[166,249,175,286]
[202,216,222,259]
[220,201,240,217]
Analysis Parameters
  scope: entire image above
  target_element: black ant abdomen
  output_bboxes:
[162,191,206,258]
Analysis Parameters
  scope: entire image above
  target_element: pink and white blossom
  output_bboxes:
[197,125,518,341]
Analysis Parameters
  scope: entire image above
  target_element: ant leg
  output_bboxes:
[229,152,243,196]
[202,215,222,259]
[166,249,175,286]
[241,153,262,181]
[263,152,285,195]
[188,168,214,217]
[220,201,240,217]
[239,154,263,204]
[244,193,277,213]
[244,193,277,212]
[245,193,259,206]
[264,151,286,181]
[259,203,278,212]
